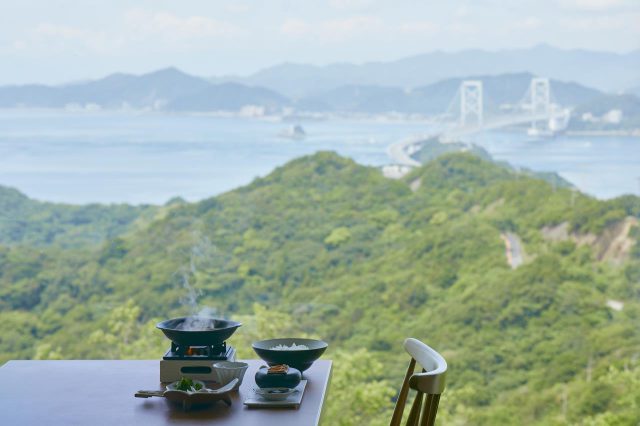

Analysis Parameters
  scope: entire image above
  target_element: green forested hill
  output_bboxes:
[1,152,639,425]
[0,185,159,247]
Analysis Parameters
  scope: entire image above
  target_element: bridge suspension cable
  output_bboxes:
[385,75,568,174]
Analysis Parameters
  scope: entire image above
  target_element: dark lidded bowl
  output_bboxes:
[255,365,302,389]
[252,338,328,372]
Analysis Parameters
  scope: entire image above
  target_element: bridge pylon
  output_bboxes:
[460,80,483,127]
[530,77,550,115]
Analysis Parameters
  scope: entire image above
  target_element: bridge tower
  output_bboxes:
[530,77,550,115]
[460,80,483,127]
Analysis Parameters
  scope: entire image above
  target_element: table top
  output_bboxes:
[0,359,332,426]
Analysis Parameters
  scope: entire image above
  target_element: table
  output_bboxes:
[0,359,332,426]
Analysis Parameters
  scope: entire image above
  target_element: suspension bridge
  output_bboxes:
[386,77,571,171]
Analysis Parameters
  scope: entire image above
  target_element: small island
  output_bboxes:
[279,124,306,140]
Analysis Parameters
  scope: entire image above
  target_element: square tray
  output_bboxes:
[243,380,307,408]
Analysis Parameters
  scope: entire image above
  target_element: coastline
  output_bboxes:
[566,129,640,137]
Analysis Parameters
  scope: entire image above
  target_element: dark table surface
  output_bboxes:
[0,359,332,426]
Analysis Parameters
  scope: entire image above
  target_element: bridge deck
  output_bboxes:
[386,111,563,167]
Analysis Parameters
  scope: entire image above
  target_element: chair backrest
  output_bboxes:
[389,338,447,426]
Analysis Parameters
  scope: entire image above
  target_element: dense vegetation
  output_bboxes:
[1,152,638,425]
[412,139,574,191]
[0,185,158,247]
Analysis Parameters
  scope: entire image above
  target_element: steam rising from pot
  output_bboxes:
[176,234,220,329]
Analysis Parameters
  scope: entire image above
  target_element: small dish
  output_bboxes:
[136,378,238,411]
[254,387,298,401]
[213,361,248,390]
[244,381,307,408]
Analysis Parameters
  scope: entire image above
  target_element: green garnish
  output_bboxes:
[175,377,202,392]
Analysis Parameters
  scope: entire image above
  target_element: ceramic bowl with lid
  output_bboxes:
[254,365,301,389]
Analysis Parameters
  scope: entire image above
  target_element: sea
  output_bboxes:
[0,109,638,204]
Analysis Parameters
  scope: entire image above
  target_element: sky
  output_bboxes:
[0,0,639,85]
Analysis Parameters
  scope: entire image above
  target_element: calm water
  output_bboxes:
[0,110,638,204]
[465,131,640,200]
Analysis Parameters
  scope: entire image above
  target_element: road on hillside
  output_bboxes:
[386,136,426,167]
[502,232,524,269]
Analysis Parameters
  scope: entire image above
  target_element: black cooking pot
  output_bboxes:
[156,317,242,347]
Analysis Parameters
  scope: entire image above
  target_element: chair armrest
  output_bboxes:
[409,369,446,394]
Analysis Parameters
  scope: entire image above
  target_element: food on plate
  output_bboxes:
[267,364,289,374]
[174,377,203,392]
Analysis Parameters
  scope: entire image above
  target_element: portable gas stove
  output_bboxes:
[160,341,236,382]
[156,317,242,383]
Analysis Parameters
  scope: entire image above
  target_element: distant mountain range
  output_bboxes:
[215,44,640,98]
[299,72,602,114]
[0,67,610,116]
[1,45,637,114]
[627,86,640,97]
[0,68,288,113]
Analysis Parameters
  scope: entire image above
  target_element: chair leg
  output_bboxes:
[420,394,433,426]
[390,359,416,426]
[420,394,440,426]
[406,391,423,426]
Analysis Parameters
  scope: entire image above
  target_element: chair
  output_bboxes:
[389,338,447,426]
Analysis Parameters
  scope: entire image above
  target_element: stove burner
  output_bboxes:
[163,341,232,360]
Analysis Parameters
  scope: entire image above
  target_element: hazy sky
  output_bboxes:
[1,0,639,85]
